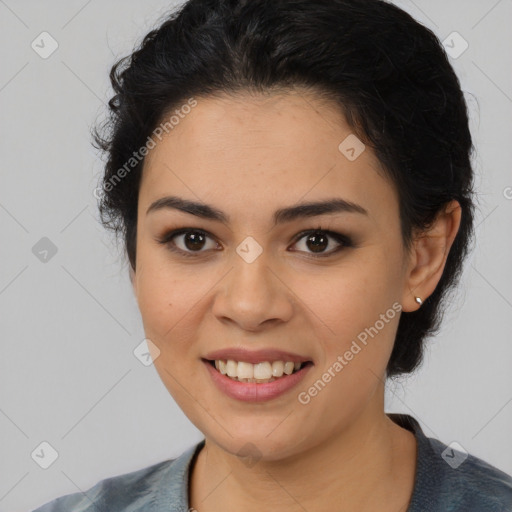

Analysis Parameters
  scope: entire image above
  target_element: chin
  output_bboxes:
[205,425,310,463]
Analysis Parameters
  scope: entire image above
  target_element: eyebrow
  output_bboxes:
[146,195,368,224]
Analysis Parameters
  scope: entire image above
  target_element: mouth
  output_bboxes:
[203,358,313,383]
[201,358,314,402]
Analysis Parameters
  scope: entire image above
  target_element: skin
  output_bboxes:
[130,89,461,512]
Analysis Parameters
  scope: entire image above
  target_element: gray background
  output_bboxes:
[0,0,511,510]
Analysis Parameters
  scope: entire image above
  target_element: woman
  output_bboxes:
[33,0,512,510]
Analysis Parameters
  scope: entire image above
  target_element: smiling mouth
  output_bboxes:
[204,358,314,383]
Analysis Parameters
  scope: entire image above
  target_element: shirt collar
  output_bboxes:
[387,412,442,511]
[156,438,205,511]
[154,414,437,511]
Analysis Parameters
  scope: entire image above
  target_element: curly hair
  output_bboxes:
[92,0,476,378]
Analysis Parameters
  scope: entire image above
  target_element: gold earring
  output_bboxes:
[415,296,422,306]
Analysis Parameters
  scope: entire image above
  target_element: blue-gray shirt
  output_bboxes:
[32,414,512,511]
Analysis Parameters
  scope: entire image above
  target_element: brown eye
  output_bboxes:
[304,232,329,253]
[157,227,352,259]
[291,229,352,257]
[182,231,207,251]
[157,228,220,257]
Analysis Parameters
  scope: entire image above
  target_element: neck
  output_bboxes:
[190,393,416,512]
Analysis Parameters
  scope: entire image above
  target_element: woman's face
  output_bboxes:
[132,90,416,459]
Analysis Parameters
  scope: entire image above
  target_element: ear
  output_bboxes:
[401,200,462,312]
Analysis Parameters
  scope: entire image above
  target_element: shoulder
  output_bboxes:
[427,437,512,512]
[31,457,179,512]
[389,413,512,512]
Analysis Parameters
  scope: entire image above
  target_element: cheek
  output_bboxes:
[292,256,395,331]
[135,240,198,330]
[136,263,205,390]
[135,250,189,341]
[138,281,195,343]
[289,252,400,372]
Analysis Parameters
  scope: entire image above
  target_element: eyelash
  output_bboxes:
[156,226,354,259]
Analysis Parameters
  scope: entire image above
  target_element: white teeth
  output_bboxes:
[237,361,254,379]
[283,362,294,375]
[218,360,227,375]
[254,362,273,380]
[213,359,305,382]
[272,361,284,377]
[226,360,238,378]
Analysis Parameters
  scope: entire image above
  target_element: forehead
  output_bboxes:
[139,90,398,229]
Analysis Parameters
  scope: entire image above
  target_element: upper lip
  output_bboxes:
[203,348,313,364]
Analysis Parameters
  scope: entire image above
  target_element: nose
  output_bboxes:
[211,251,294,332]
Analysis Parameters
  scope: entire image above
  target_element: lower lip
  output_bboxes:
[203,359,313,402]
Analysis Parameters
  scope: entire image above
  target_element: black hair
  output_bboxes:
[93,0,476,378]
